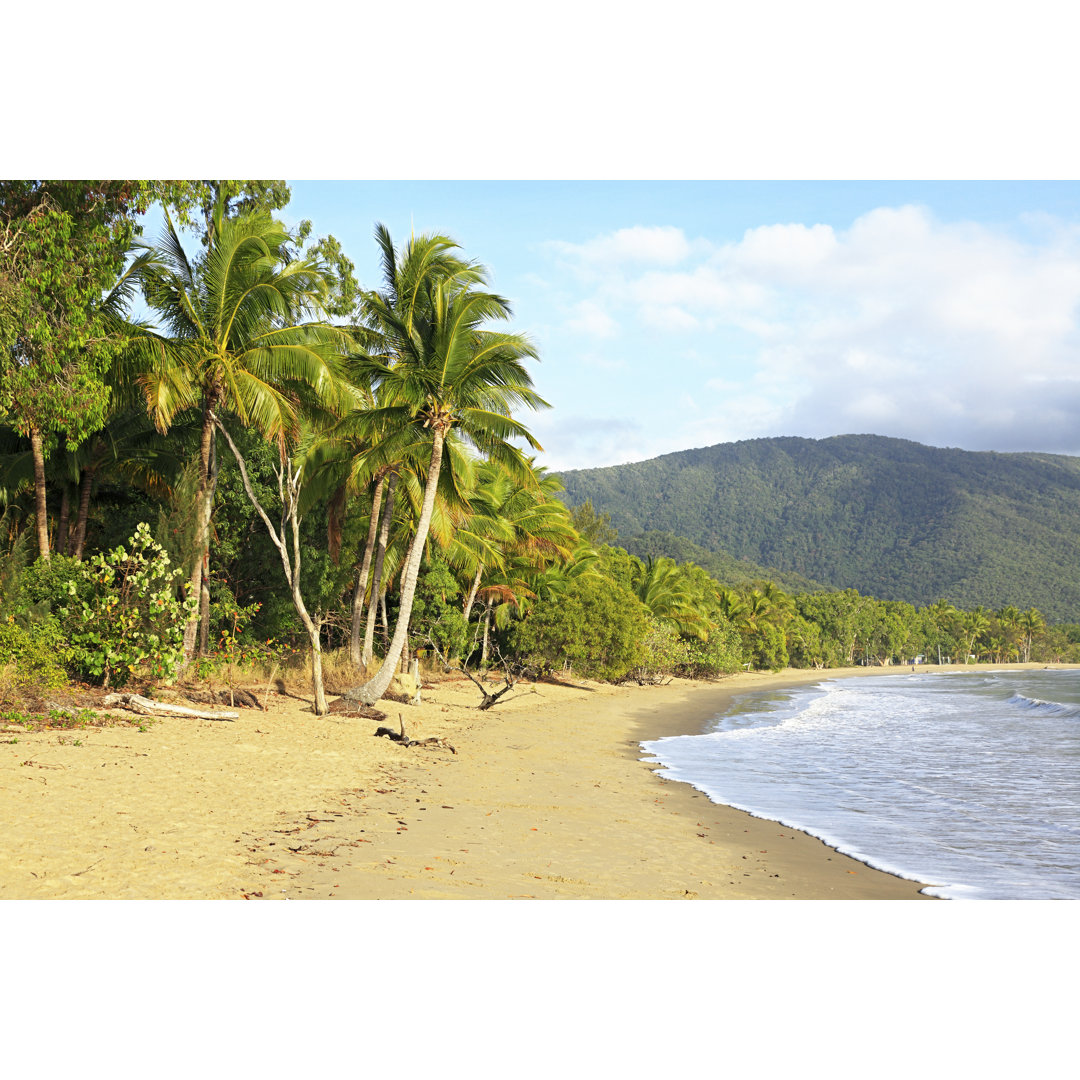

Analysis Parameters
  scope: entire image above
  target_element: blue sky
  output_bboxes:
[270,180,1080,472]
[15,8,1080,475]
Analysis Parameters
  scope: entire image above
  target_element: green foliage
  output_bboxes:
[680,624,744,678]
[625,530,825,595]
[0,617,70,696]
[570,499,617,546]
[508,575,649,682]
[410,559,470,661]
[58,523,198,686]
[558,434,1080,622]
[0,182,166,452]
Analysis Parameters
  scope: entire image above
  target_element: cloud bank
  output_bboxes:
[545,205,1080,462]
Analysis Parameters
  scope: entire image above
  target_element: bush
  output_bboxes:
[509,575,649,682]
[0,616,70,700]
[678,624,744,678]
[631,617,690,682]
[410,560,470,662]
[58,522,197,687]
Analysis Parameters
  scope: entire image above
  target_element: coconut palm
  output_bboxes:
[350,227,548,704]
[121,204,354,659]
[1018,608,1046,663]
[961,607,990,663]
[635,556,710,639]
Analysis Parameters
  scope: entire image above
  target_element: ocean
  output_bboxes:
[640,668,1080,899]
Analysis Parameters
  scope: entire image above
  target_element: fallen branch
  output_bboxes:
[101,693,238,721]
[373,713,456,754]
[426,641,516,710]
[183,687,262,710]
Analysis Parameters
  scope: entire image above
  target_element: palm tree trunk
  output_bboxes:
[361,474,396,669]
[71,468,94,560]
[29,425,50,561]
[358,427,445,705]
[463,565,483,622]
[350,471,385,667]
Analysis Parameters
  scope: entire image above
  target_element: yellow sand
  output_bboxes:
[2,664,1017,900]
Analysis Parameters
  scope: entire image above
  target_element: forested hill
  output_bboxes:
[556,435,1080,622]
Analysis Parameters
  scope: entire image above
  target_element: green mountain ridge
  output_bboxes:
[555,434,1080,622]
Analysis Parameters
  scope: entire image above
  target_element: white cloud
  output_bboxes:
[545,205,1080,454]
[548,225,692,267]
[566,299,619,338]
[640,304,699,332]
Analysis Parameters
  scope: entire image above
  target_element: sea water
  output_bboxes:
[640,669,1080,899]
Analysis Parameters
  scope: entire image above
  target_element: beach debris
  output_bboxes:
[101,693,238,721]
[182,687,263,710]
[373,714,457,754]
[327,697,387,721]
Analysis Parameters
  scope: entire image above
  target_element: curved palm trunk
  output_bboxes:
[29,425,50,561]
[362,474,397,669]
[350,471,386,667]
[463,565,484,622]
[358,428,445,705]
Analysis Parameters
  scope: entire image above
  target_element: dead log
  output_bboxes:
[101,693,238,721]
[183,687,262,709]
[372,713,456,754]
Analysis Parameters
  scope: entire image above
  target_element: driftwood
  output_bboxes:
[373,713,456,754]
[102,693,238,721]
[453,665,516,710]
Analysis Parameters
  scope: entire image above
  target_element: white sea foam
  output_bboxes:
[641,670,1080,900]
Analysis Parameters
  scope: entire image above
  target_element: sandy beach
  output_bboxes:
[0,666,944,900]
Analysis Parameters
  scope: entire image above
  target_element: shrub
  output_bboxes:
[509,575,649,682]
[631,617,690,682]
[58,522,197,687]
[679,624,744,678]
[0,616,70,700]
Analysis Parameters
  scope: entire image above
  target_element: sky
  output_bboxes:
[271,180,1080,472]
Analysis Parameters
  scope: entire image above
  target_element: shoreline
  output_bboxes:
[624,669,938,899]
[3,662,1061,900]
[286,666,961,900]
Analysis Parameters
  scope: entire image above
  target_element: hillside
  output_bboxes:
[556,435,1080,621]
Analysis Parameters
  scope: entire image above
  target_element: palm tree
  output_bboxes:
[961,607,990,663]
[1018,608,1046,663]
[123,204,353,660]
[350,227,548,704]
[635,556,710,639]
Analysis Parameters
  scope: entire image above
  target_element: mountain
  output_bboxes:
[555,435,1080,622]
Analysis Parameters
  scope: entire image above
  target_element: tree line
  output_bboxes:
[2,181,1076,713]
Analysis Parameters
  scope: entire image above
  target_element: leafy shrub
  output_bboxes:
[410,560,470,662]
[631,617,690,682]
[58,522,197,687]
[509,575,649,682]
[0,616,70,699]
[679,624,744,678]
